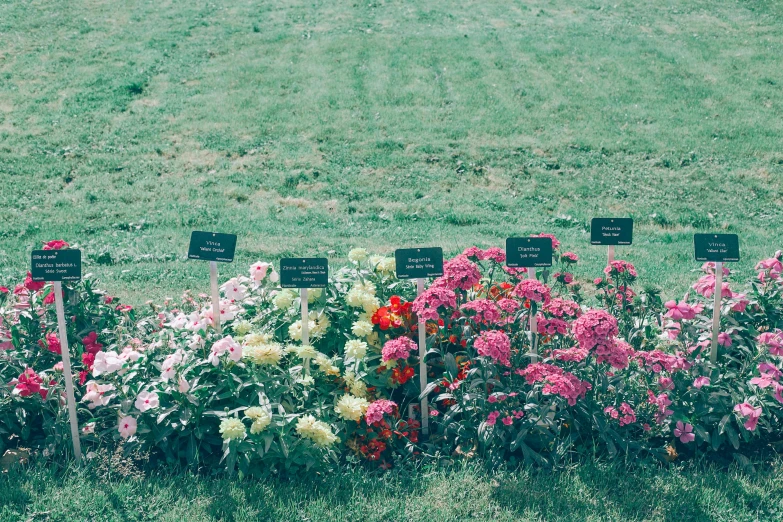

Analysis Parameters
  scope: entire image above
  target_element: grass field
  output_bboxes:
[1,0,782,303]
[2,460,783,522]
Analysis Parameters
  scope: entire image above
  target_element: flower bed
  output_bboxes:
[2,239,783,475]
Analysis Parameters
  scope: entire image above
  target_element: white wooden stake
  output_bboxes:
[209,261,221,334]
[710,262,723,364]
[608,245,615,264]
[53,282,82,462]
[300,288,310,373]
[416,278,429,435]
[528,269,538,358]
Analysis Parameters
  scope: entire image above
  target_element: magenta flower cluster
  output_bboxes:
[512,279,551,303]
[474,330,512,366]
[412,286,457,322]
[381,336,417,362]
[518,363,591,406]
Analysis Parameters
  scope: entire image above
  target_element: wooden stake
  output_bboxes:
[417,278,429,435]
[53,282,82,462]
[608,245,615,264]
[528,269,538,358]
[710,262,723,364]
[210,261,221,334]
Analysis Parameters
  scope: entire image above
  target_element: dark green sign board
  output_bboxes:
[280,258,329,288]
[506,237,553,267]
[394,248,444,279]
[694,234,740,262]
[31,250,82,282]
[591,218,633,246]
[187,231,237,263]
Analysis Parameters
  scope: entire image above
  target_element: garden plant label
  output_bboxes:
[506,237,553,267]
[187,231,237,263]
[394,248,444,279]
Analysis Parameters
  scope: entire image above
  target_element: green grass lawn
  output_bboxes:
[1,0,782,303]
[2,459,783,522]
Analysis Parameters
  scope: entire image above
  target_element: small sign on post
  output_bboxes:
[31,249,82,462]
[188,231,237,334]
[694,233,740,364]
[591,218,633,265]
[280,258,329,372]
[395,247,444,436]
[506,237,553,356]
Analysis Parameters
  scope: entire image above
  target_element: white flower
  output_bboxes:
[168,314,189,329]
[352,320,374,338]
[92,351,123,376]
[295,344,318,360]
[346,287,367,308]
[222,278,247,302]
[119,346,142,363]
[377,257,396,275]
[134,391,160,412]
[82,381,115,409]
[348,248,369,263]
[361,294,380,315]
[118,416,137,439]
[335,394,369,421]
[273,289,296,309]
[81,422,96,435]
[161,350,184,381]
[188,334,205,350]
[249,262,271,282]
[345,339,368,360]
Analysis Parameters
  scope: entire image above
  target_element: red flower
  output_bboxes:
[391,365,415,385]
[116,304,132,313]
[15,368,45,398]
[79,370,89,385]
[82,332,103,354]
[0,286,8,294]
[43,240,70,250]
[39,332,61,355]
[23,272,45,292]
[82,352,95,370]
[104,296,115,304]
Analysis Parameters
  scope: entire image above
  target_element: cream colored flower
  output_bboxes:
[243,332,272,347]
[243,342,283,366]
[297,375,315,386]
[295,344,318,360]
[234,321,253,336]
[306,288,322,303]
[219,418,246,440]
[273,290,296,309]
[346,287,366,308]
[335,395,369,421]
[348,248,369,263]
[245,407,265,419]
[344,339,368,360]
[377,257,396,275]
[245,408,272,434]
[352,320,373,338]
[296,415,338,447]
[361,294,380,315]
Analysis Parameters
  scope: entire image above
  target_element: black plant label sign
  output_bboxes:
[694,234,740,262]
[187,231,237,263]
[506,237,553,267]
[591,218,633,246]
[395,248,444,279]
[280,258,329,288]
[31,250,82,282]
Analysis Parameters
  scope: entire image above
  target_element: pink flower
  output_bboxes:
[486,411,501,426]
[673,421,695,443]
[208,335,242,365]
[734,403,762,431]
[381,336,417,362]
[635,350,690,373]
[663,300,704,320]
[429,409,439,417]
[488,395,498,403]
[134,391,160,412]
[249,262,270,282]
[718,332,732,347]
[518,363,591,406]
[572,310,619,350]
[365,399,397,426]
[502,416,513,426]
[552,346,589,362]
[14,368,45,399]
[693,376,710,388]
[412,286,456,322]
[730,295,749,312]
[433,255,481,291]
[41,332,61,355]
[604,260,637,278]
[756,331,783,356]
[512,279,551,303]
[536,316,569,336]
[118,416,137,439]
[535,233,560,251]
[544,298,582,319]
[461,299,504,325]
[658,377,674,391]
[473,330,512,366]
[561,252,579,263]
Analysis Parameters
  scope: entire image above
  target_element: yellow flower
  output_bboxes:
[335,395,369,421]
[243,342,283,366]
[296,415,338,447]
[219,418,246,440]
[348,248,369,263]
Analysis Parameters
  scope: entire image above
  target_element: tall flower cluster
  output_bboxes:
[473,330,512,366]
[381,336,417,362]
[518,363,591,406]
[412,286,456,322]
[512,279,551,303]
[434,255,481,291]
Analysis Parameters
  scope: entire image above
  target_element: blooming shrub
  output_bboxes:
[4,241,783,473]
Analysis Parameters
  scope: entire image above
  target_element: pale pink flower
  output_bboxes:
[693,376,710,389]
[673,421,695,443]
[250,262,271,282]
[135,391,160,412]
[118,416,137,439]
[734,403,762,431]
